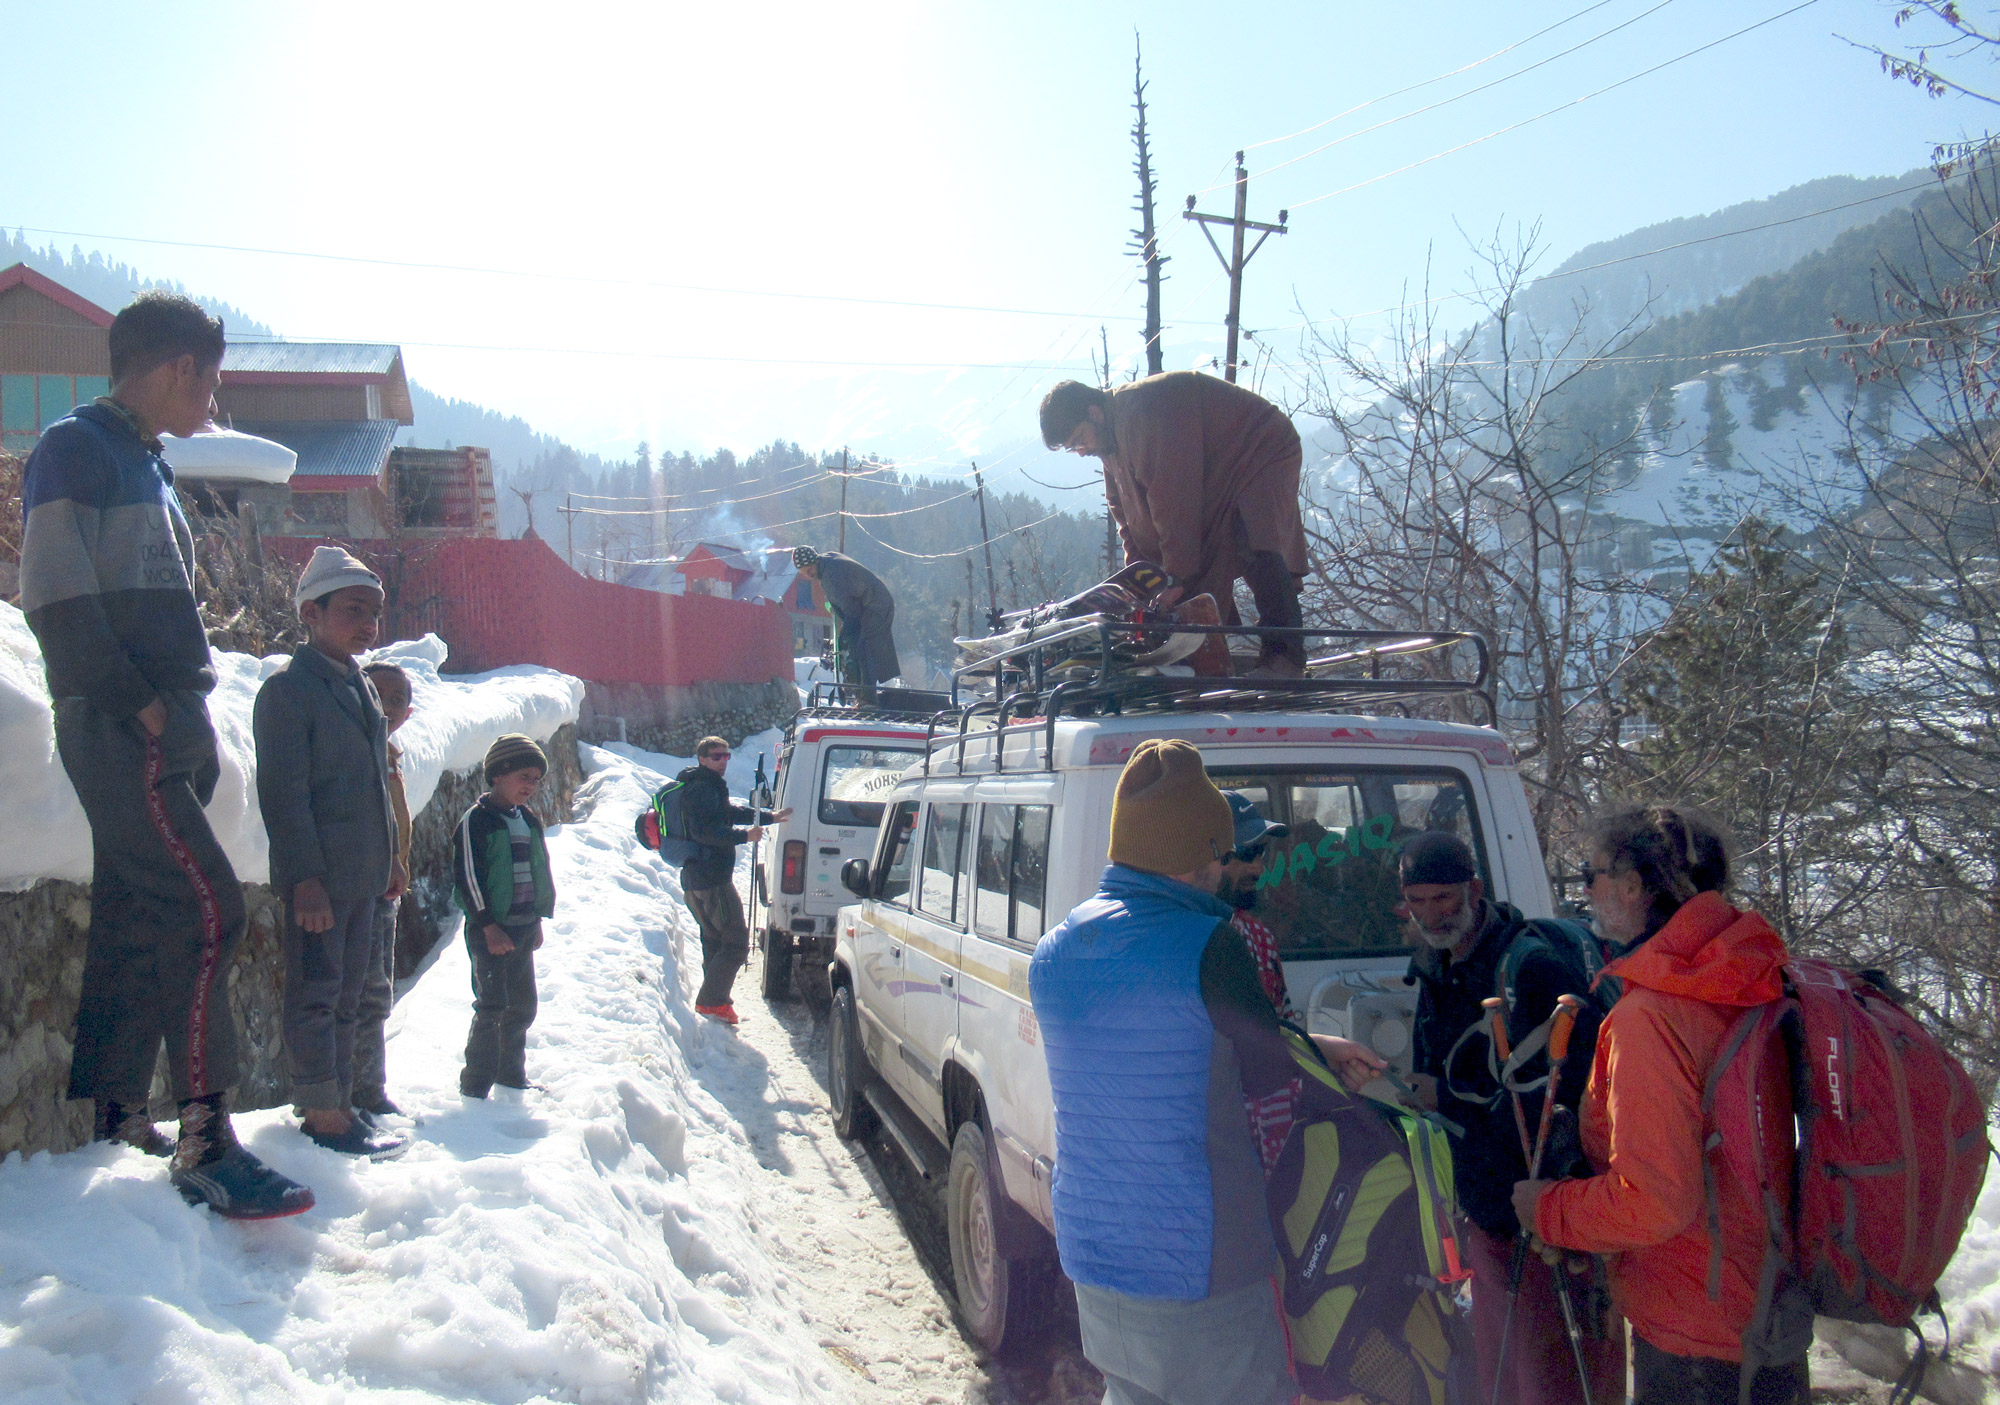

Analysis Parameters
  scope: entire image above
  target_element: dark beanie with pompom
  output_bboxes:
[484,734,547,784]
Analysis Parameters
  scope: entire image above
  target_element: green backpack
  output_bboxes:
[1265,1026,1476,1405]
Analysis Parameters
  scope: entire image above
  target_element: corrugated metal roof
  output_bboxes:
[223,342,400,376]
[237,419,397,479]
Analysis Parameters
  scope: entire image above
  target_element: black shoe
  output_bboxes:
[304,1119,410,1160]
[94,1101,174,1157]
[171,1143,316,1219]
[353,1093,402,1118]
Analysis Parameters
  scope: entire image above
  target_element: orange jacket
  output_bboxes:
[1534,891,1787,1361]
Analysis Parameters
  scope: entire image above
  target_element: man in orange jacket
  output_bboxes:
[1513,806,1806,1405]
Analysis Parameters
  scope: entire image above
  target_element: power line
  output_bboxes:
[1238,0,1625,155]
[1289,0,1823,211]
[1222,0,1677,194]
[1,223,1226,326]
[846,507,1068,560]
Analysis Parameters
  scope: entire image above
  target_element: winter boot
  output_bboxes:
[696,1003,741,1027]
[170,1096,316,1220]
[303,1115,409,1161]
[94,1100,174,1157]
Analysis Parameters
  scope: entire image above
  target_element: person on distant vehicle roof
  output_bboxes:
[1040,373,1308,677]
[792,546,899,706]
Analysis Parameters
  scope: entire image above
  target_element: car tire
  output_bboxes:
[761,929,794,1001]
[947,1119,1056,1358]
[828,984,876,1140]
[795,949,834,1008]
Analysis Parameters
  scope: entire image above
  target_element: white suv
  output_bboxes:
[827,672,1556,1354]
[753,697,937,1004]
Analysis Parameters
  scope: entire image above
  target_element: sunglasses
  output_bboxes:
[1580,861,1615,885]
[703,751,732,761]
[1233,841,1269,864]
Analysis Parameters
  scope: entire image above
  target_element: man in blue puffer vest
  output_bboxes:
[1031,739,1384,1405]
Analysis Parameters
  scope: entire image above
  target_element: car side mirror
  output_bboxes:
[840,857,871,898]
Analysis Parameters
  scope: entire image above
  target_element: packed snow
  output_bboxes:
[0,607,582,891]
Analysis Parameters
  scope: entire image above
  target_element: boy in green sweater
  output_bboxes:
[450,735,555,1100]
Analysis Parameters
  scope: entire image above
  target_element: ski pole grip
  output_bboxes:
[1549,993,1582,1064]
[1484,996,1512,1060]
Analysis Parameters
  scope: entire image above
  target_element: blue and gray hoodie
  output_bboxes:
[19,401,215,715]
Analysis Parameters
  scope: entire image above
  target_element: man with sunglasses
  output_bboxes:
[1399,833,1622,1405]
[1218,792,1295,1018]
[674,735,790,1026]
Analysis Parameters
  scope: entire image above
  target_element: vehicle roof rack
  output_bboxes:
[926,621,1495,775]
[792,682,955,731]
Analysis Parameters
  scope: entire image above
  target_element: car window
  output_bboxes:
[820,745,924,828]
[918,803,969,923]
[972,804,1013,942]
[1210,767,1486,959]
[877,800,919,905]
[1012,805,1053,945]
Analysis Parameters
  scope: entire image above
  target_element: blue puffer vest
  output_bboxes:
[1029,863,1229,1300]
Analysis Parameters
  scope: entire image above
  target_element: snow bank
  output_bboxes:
[0,606,583,891]
[0,746,854,1402]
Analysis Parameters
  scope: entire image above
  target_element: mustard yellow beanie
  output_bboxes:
[1107,738,1234,877]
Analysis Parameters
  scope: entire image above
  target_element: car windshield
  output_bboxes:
[1208,766,1488,960]
[819,745,924,828]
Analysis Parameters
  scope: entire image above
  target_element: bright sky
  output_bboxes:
[3,0,1989,492]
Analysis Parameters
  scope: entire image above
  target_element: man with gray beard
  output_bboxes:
[1399,833,1621,1405]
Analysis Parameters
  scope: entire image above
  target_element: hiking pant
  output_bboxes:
[351,895,398,1106]
[687,882,748,1007]
[283,894,376,1112]
[1633,1334,1807,1405]
[1073,1277,1296,1405]
[55,693,245,1108]
[462,922,539,1095]
[1467,1220,1625,1405]
[1189,545,1304,668]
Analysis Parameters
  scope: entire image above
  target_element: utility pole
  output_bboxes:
[836,447,849,553]
[971,461,999,625]
[964,558,978,632]
[561,493,575,569]
[1183,151,1288,384]
[1130,34,1168,376]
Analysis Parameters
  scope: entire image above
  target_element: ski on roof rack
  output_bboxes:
[791,682,954,730]
[928,622,1496,775]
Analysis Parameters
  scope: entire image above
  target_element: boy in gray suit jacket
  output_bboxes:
[253,546,407,1158]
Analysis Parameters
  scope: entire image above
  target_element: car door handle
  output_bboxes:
[889,944,902,959]
[940,973,954,988]
[818,846,839,855]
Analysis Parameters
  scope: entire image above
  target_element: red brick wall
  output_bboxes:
[268,534,793,687]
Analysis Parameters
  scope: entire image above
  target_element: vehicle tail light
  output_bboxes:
[781,840,806,894]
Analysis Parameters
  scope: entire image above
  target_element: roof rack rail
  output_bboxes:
[791,682,954,732]
[925,621,1495,775]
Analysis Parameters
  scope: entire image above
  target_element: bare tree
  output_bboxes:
[1129,34,1168,376]
[1293,230,1666,848]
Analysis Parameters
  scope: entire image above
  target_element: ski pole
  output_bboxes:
[1485,994,1533,1405]
[1552,1257,1599,1405]
[1528,994,1583,1180]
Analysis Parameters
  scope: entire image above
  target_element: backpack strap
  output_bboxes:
[1700,1002,1771,1300]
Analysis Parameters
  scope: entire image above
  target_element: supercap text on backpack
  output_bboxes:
[1703,958,1991,1399]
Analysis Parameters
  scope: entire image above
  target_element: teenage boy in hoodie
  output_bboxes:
[350,660,414,1122]
[1516,805,1802,1405]
[20,290,312,1218]
[675,735,789,1027]
[254,546,405,1159]
[451,735,556,1099]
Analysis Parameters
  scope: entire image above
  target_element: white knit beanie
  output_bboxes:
[294,545,382,611]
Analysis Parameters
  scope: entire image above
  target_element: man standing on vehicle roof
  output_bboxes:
[1039,373,1308,677]
[677,736,790,1027]
[1030,740,1384,1405]
[1399,832,1622,1405]
[792,546,899,705]
[1219,791,1295,1019]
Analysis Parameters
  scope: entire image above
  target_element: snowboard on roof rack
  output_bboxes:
[953,560,1230,680]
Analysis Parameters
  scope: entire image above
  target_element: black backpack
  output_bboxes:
[633,780,704,864]
[1444,917,1615,1112]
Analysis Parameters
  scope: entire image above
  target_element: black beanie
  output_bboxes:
[1399,831,1477,886]
[484,734,548,784]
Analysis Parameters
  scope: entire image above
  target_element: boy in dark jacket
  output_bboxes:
[451,735,556,1098]
[253,545,405,1159]
[21,290,312,1218]
[674,735,787,1026]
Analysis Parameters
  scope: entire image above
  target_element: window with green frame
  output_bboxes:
[0,373,109,455]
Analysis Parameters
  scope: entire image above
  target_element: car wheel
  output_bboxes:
[795,948,834,1008]
[827,984,875,1139]
[761,929,794,1001]
[947,1119,1055,1357]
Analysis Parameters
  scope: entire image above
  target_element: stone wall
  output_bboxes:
[579,678,796,757]
[0,724,582,1160]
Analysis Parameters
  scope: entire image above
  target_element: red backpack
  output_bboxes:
[1702,959,1991,1401]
